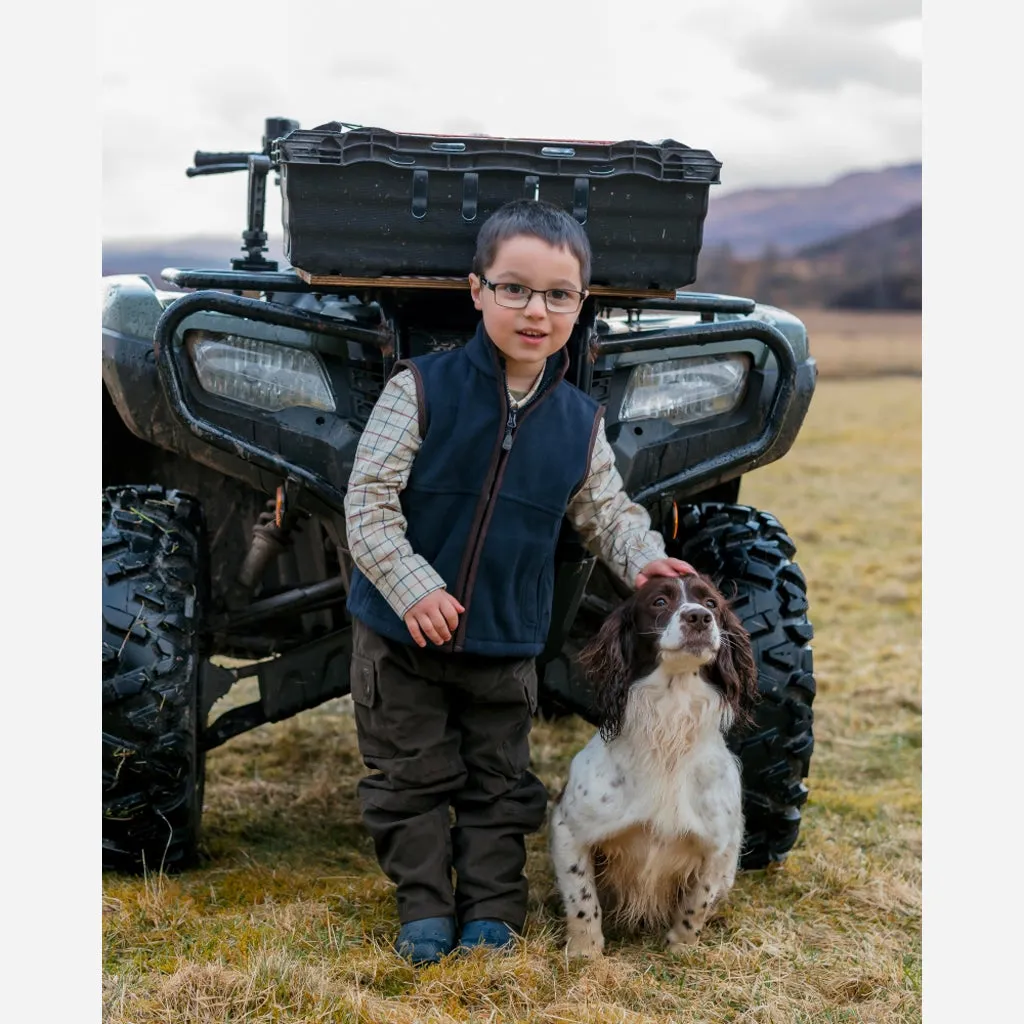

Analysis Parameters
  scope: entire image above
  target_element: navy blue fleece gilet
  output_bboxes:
[347,324,602,656]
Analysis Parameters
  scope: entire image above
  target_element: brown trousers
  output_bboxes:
[349,618,549,930]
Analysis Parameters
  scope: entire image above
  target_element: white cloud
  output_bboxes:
[881,17,924,61]
[796,0,921,28]
[736,29,920,94]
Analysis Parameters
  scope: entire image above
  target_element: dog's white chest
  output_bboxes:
[651,744,741,845]
[561,699,743,854]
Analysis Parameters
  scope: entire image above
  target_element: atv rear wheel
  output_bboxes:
[102,485,208,872]
[670,503,815,869]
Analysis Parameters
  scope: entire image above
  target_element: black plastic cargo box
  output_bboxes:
[273,124,721,291]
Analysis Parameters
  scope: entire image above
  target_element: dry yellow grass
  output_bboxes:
[103,313,921,1023]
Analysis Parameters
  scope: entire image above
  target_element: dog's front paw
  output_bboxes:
[565,932,605,959]
[665,925,701,952]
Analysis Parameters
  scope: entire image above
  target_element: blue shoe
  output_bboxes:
[458,918,516,951]
[395,916,456,965]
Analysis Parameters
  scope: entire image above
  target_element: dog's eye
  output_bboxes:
[652,597,668,608]
[704,599,717,609]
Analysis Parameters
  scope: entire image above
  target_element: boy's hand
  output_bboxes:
[404,590,466,648]
[635,557,697,589]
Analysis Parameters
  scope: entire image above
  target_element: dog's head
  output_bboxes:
[578,573,759,742]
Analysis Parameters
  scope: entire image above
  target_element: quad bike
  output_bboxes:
[102,117,817,874]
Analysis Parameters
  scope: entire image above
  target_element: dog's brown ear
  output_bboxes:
[578,601,636,742]
[706,599,759,728]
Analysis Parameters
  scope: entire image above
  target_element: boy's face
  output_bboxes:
[468,234,586,381]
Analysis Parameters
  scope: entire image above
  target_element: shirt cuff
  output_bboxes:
[367,555,448,619]
[622,535,669,588]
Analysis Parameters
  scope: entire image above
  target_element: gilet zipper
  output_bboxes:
[502,404,517,451]
[451,367,541,651]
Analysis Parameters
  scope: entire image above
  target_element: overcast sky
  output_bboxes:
[101,0,921,243]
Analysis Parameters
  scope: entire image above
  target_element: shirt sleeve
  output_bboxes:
[343,369,448,618]
[566,421,667,588]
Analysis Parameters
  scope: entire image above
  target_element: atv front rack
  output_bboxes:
[152,283,797,519]
[161,267,754,310]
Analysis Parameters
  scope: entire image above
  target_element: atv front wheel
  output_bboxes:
[671,503,816,869]
[102,485,208,872]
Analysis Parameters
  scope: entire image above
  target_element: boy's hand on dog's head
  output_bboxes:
[404,590,466,647]
[634,557,697,589]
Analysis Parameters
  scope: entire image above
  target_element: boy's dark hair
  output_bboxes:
[472,199,592,288]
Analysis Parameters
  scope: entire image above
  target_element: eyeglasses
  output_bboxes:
[479,276,586,314]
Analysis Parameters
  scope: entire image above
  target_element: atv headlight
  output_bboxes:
[186,330,336,413]
[619,354,750,426]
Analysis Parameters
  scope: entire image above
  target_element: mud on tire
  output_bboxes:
[102,485,208,872]
[671,503,816,870]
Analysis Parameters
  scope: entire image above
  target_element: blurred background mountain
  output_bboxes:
[102,162,921,311]
[691,162,921,310]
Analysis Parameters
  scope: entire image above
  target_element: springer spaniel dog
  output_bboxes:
[549,573,758,957]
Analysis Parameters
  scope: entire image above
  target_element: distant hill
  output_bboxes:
[800,204,921,309]
[691,204,922,310]
[702,162,921,258]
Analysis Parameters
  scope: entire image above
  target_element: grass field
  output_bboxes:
[102,310,922,1023]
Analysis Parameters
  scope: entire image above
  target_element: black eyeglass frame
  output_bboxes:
[478,276,587,314]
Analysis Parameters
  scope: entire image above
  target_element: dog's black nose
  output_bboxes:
[684,609,713,628]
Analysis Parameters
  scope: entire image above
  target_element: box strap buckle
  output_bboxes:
[461,172,479,221]
[572,177,589,224]
[412,169,429,219]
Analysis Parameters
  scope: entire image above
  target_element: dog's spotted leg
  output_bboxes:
[665,848,738,952]
[549,803,605,958]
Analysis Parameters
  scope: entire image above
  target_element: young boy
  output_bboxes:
[343,199,693,964]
